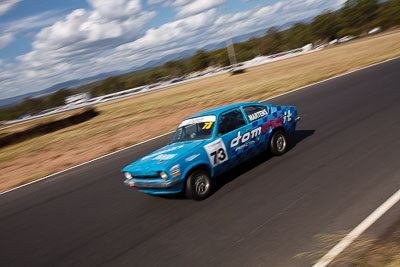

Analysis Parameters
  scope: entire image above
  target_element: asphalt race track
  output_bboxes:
[1,58,400,267]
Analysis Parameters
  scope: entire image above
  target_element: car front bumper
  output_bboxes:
[124,178,181,189]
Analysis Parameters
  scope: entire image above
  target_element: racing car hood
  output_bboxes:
[122,140,205,174]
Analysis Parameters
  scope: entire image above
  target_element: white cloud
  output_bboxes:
[87,0,142,20]
[0,32,14,48]
[117,9,217,54]
[147,0,165,4]
[0,0,21,16]
[17,0,156,73]
[216,0,345,34]
[0,0,346,99]
[175,0,225,17]
[170,0,191,7]
[7,11,62,32]
[0,0,157,98]
[0,11,62,50]
[157,0,225,17]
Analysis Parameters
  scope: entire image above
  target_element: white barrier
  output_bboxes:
[3,44,321,127]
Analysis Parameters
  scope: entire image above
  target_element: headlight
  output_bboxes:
[124,172,132,179]
[159,171,169,180]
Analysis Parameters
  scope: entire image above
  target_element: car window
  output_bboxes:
[243,105,268,122]
[218,109,246,136]
[171,115,216,143]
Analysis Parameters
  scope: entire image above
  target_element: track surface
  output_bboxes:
[1,58,400,266]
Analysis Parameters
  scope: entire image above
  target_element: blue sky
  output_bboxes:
[0,0,345,99]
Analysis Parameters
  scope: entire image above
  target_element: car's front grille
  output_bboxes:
[132,175,160,180]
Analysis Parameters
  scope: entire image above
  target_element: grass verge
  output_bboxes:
[297,222,400,266]
[1,30,400,193]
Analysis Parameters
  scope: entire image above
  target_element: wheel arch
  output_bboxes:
[268,126,286,143]
[183,163,212,181]
[183,163,213,200]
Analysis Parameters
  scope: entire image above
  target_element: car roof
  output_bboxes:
[186,102,267,119]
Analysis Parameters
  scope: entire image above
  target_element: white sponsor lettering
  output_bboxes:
[283,110,292,123]
[251,127,261,138]
[242,132,250,143]
[141,145,184,161]
[185,154,200,162]
[230,127,262,148]
[247,109,268,122]
[154,154,177,161]
[230,131,242,147]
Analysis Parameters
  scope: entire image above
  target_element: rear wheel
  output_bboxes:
[185,170,212,201]
[270,130,287,156]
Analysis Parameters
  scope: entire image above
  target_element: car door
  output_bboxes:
[206,108,250,176]
[242,104,271,154]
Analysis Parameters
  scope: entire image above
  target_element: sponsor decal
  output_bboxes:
[230,112,287,150]
[283,110,292,123]
[154,154,177,161]
[247,109,268,122]
[185,154,200,162]
[230,127,262,148]
[141,145,184,161]
[232,138,260,156]
[204,139,228,167]
[230,127,262,156]
[179,115,216,127]
[202,122,213,129]
[170,164,181,178]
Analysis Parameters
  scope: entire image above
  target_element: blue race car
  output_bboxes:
[122,102,300,200]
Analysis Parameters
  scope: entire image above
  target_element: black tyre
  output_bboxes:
[185,170,212,201]
[270,130,287,156]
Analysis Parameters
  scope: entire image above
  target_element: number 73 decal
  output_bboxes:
[202,122,213,129]
[204,139,229,167]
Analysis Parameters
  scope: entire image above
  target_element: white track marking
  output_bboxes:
[313,188,400,267]
[1,55,400,196]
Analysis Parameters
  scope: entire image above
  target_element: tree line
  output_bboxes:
[0,89,72,121]
[1,0,399,121]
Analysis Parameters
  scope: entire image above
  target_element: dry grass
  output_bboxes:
[1,30,400,192]
[0,109,82,137]
[296,229,400,266]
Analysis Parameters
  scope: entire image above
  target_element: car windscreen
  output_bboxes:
[171,115,216,143]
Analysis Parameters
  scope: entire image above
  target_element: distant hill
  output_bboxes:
[0,18,312,108]
[125,49,196,73]
[0,93,35,108]
[0,71,121,108]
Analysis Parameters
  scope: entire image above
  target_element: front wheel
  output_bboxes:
[185,170,212,201]
[270,130,287,156]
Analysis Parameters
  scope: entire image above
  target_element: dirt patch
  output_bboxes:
[0,108,98,148]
